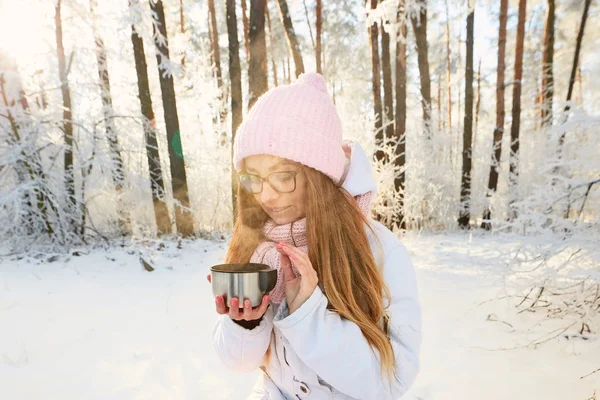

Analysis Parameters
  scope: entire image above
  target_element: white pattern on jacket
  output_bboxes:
[212,142,422,399]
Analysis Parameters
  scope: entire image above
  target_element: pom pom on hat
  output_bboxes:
[296,72,328,93]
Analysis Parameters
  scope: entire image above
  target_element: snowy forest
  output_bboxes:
[0,0,599,398]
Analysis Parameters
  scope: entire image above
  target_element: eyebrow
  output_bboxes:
[246,160,296,173]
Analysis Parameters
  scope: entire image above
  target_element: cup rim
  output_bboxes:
[210,263,273,273]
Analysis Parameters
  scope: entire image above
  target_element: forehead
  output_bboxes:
[244,155,299,172]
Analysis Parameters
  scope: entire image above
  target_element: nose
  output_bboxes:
[260,181,279,204]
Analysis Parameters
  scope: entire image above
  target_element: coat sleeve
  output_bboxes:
[211,306,274,373]
[273,244,422,399]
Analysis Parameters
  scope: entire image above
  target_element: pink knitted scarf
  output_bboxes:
[250,192,373,304]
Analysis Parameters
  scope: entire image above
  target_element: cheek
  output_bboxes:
[293,183,308,210]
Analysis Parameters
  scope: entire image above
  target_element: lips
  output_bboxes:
[268,206,290,213]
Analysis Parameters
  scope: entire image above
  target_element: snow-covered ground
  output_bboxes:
[1,233,598,399]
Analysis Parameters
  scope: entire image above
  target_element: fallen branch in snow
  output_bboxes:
[579,368,599,380]
[486,313,514,329]
[529,321,578,348]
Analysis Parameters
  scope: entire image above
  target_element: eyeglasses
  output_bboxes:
[239,167,303,194]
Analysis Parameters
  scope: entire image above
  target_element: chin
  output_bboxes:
[271,215,291,225]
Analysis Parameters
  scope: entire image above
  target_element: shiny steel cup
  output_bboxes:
[210,263,277,308]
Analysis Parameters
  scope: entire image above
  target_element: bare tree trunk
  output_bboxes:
[316,0,322,74]
[481,0,508,230]
[55,0,77,234]
[458,1,474,229]
[444,0,452,133]
[208,0,223,88]
[265,1,279,86]
[508,0,528,220]
[540,0,555,127]
[130,0,171,235]
[282,58,287,83]
[474,59,481,149]
[576,66,583,104]
[90,0,130,235]
[208,0,228,147]
[302,0,315,51]
[559,0,591,149]
[150,0,194,237]
[411,0,432,139]
[381,25,394,144]
[368,0,384,162]
[394,1,407,230]
[179,0,186,65]
[276,0,305,78]
[241,0,251,62]
[286,57,291,82]
[437,72,442,131]
[248,0,269,108]
[227,0,243,222]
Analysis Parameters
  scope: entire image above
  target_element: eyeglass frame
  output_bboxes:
[238,166,304,194]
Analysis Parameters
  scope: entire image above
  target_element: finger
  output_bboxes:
[229,297,241,319]
[242,299,253,320]
[207,274,212,283]
[215,295,228,314]
[280,243,311,267]
[254,295,270,316]
[280,246,312,277]
[279,252,295,282]
[287,251,318,284]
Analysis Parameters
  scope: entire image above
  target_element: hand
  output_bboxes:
[275,242,319,315]
[206,274,270,321]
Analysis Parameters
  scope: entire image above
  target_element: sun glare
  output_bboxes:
[0,0,49,65]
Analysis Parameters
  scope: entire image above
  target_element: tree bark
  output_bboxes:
[276,0,305,78]
[316,0,322,74]
[150,0,194,237]
[179,0,186,65]
[130,0,171,235]
[265,1,279,86]
[302,0,315,51]
[90,0,130,235]
[458,2,474,229]
[208,0,227,147]
[282,58,287,83]
[411,0,432,139]
[437,71,442,131]
[444,0,452,133]
[381,25,394,144]
[208,0,223,88]
[394,1,407,230]
[508,0,527,220]
[248,0,268,108]
[474,59,481,148]
[540,0,555,127]
[481,0,508,230]
[241,0,251,62]
[368,0,384,162]
[576,66,583,104]
[55,0,76,233]
[227,0,243,221]
[559,0,591,148]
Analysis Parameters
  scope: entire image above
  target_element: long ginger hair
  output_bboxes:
[225,165,396,381]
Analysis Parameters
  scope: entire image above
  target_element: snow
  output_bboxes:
[1,234,598,399]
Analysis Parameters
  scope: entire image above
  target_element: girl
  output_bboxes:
[211,73,421,399]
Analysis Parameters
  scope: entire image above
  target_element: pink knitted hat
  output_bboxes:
[233,73,346,183]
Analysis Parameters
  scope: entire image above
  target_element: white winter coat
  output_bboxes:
[212,142,422,399]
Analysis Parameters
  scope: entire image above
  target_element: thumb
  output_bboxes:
[280,252,295,282]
